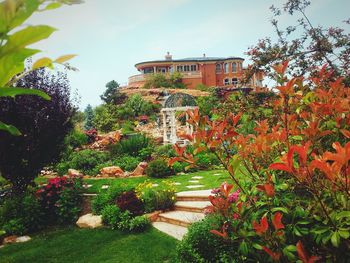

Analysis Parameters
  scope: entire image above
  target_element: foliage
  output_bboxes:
[128,215,150,232]
[176,214,236,262]
[145,159,174,178]
[116,190,144,216]
[135,180,176,212]
[109,134,150,157]
[245,0,350,85]
[153,144,176,158]
[0,68,76,193]
[171,63,350,262]
[36,175,83,224]
[93,104,119,133]
[143,73,170,89]
[100,80,127,105]
[114,155,140,172]
[56,149,110,176]
[101,204,122,229]
[117,94,160,119]
[0,0,80,135]
[64,129,88,150]
[121,120,135,134]
[84,104,94,130]
[0,191,44,235]
[84,128,98,143]
[195,94,220,118]
[91,184,134,215]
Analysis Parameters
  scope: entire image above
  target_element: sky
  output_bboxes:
[27,0,350,109]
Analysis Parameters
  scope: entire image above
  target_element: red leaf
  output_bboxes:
[262,246,281,261]
[269,163,293,173]
[252,216,269,235]
[210,229,228,239]
[296,241,320,263]
[272,212,284,230]
[340,129,350,139]
[256,183,275,197]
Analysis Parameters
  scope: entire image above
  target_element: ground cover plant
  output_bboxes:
[172,63,350,262]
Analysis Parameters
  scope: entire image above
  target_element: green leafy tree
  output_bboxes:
[84,104,94,130]
[100,80,127,105]
[0,0,81,135]
[93,104,119,133]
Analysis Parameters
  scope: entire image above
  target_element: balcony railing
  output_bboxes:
[128,71,202,85]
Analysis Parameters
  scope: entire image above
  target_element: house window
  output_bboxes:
[232,78,238,85]
[215,64,222,72]
[184,65,190,72]
[232,62,237,73]
[176,65,183,72]
[190,65,197,71]
[224,63,229,73]
[224,78,230,85]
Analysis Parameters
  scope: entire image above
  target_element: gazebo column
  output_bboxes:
[170,110,177,144]
[162,111,168,144]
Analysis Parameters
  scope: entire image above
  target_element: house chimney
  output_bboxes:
[165,52,172,61]
[203,53,206,58]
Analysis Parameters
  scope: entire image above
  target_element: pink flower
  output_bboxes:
[228,189,240,203]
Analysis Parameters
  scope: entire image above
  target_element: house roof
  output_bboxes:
[135,56,244,67]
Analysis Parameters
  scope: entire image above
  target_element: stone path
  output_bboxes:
[152,189,212,240]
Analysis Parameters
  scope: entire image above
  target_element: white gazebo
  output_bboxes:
[160,93,198,145]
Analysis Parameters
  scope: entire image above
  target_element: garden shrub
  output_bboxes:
[145,159,174,178]
[0,191,44,235]
[108,134,150,158]
[116,191,144,216]
[115,155,140,172]
[136,181,176,212]
[101,205,122,229]
[120,121,135,134]
[64,129,88,149]
[195,152,220,170]
[153,144,176,158]
[176,214,236,262]
[56,149,110,176]
[91,184,134,215]
[128,215,150,232]
[171,64,350,261]
[36,176,83,224]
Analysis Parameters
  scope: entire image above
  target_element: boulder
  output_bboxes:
[99,166,124,177]
[16,236,31,243]
[130,162,148,177]
[68,169,83,177]
[76,213,102,229]
[3,235,17,244]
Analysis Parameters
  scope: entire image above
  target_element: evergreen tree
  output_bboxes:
[84,104,94,130]
[100,80,127,105]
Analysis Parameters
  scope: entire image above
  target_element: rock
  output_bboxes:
[101,185,109,189]
[100,166,124,177]
[16,236,31,243]
[145,211,162,222]
[3,235,17,244]
[130,162,148,177]
[76,213,103,229]
[68,169,83,177]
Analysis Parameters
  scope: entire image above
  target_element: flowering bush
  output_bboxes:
[135,180,176,212]
[36,175,83,224]
[171,63,350,262]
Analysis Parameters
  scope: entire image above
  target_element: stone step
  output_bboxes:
[157,210,205,227]
[152,222,188,240]
[176,189,211,201]
[175,201,211,213]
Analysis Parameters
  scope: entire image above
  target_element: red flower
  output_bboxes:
[252,216,268,235]
[272,212,284,230]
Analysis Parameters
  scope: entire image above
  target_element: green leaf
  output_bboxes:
[252,243,263,250]
[331,231,340,247]
[283,245,296,260]
[336,211,350,220]
[7,0,41,32]
[43,2,62,10]
[0,48,39,87]
[1,25,56,55]
[0,121,21,136]
[0,87,50,100]
[271,207,289,214]
[54,54,77,64]
[338,229,350,239]
[239,241,249,256]
[32,57,53,69]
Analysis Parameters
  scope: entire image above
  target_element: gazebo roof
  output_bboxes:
[164,93,197,108]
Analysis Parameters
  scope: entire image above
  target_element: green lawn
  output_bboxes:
[83,169,231,194]
[0,227,177,263]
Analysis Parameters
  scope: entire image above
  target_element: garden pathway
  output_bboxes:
[152,189,211,240]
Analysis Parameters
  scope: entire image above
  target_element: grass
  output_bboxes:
[0,227,177,263]
[83,169,231,194]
